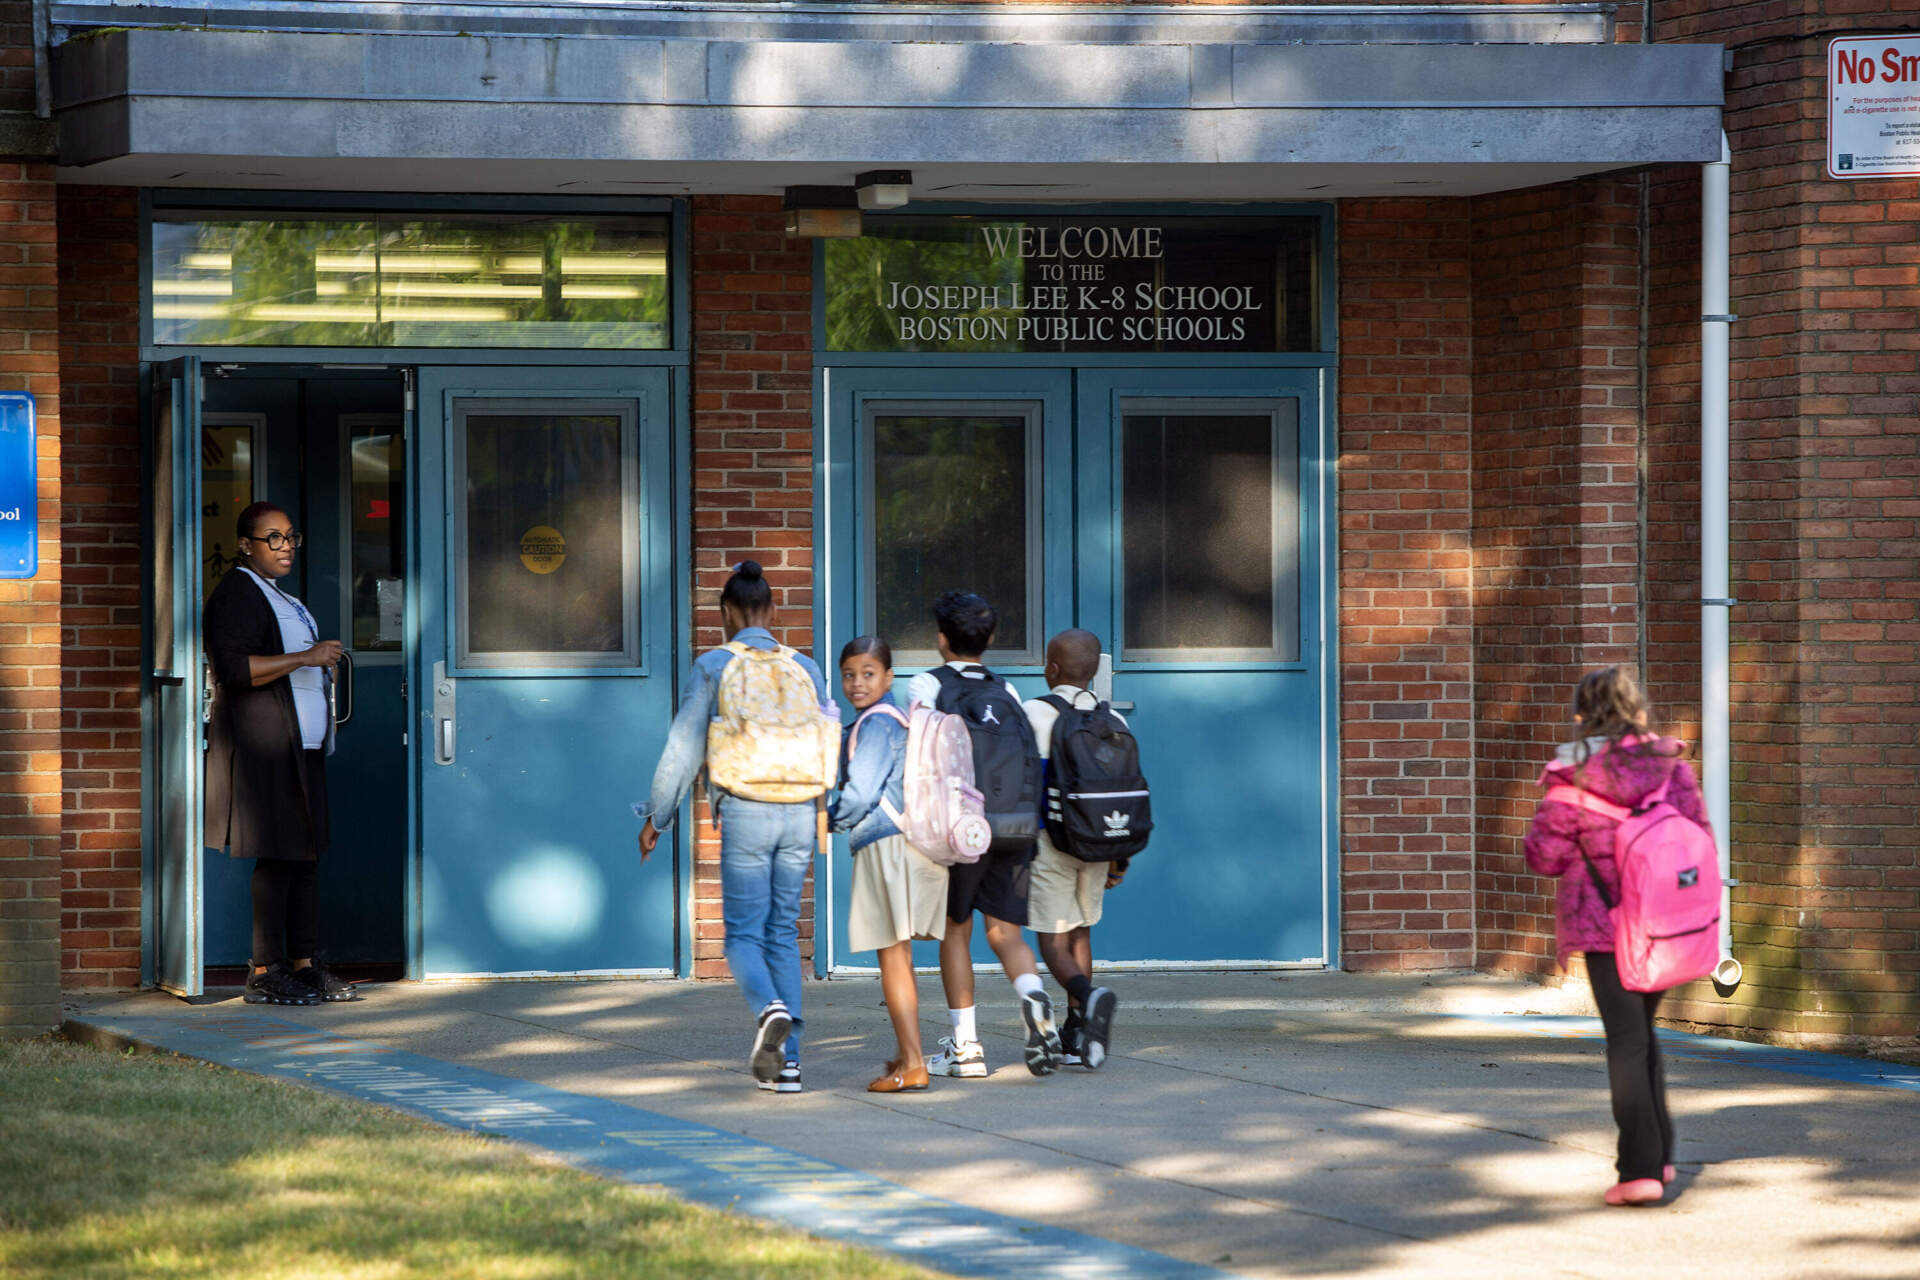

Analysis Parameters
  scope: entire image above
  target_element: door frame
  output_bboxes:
[814,361,1340,975]
[137,192,695,986]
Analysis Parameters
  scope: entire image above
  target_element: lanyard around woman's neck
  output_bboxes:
[242,566,318,647]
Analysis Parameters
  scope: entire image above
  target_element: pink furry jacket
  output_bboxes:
[1523,735,1711,969]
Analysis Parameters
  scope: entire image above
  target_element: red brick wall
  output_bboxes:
[0,158,61,1034]
[686,195,817,977]
[1335,199,1477,970]
[1647,0,1920,1039]
[56,187,142,990]
[1469,176,1647,979]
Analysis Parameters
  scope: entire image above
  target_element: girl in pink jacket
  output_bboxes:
[1524,667,1710,1207]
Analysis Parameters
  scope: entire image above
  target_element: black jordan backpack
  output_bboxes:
[931,665,1042,854]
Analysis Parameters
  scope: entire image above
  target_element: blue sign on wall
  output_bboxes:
[0,392,37,579]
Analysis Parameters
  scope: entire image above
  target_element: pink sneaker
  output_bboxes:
[1605,1178,1665,1207]
[1663,1164,1676,1185]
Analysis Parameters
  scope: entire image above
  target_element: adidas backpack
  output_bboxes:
[849,702,991,866]
[1040,694,1152,862]
[706,641,840,803]
[1545,771,1721,993]
[931,665,1043,855]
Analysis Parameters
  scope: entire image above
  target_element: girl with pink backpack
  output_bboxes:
[831,635,954,1093]
[1524,667,1713,1208]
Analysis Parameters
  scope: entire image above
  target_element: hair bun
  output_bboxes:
[734,559,764,580]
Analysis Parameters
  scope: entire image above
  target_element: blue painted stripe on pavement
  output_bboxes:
[1458,1014,1920,1093]
[76,1012,1237,1280]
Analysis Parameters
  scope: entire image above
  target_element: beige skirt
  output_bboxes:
[847,833,950,953]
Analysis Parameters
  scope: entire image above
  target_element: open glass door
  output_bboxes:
[146,356,204,996]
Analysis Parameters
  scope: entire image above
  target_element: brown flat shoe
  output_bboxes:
[868,1060,930,1093]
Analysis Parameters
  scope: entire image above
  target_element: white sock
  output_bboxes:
[1012,972,1044,999]
[949,1006,977,1045]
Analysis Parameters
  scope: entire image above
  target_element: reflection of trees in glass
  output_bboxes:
[152,215,670,349]
[872,415,1029,655]
[825,222,1024,353]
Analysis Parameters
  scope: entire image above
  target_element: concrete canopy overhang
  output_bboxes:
[47,2,1725,200]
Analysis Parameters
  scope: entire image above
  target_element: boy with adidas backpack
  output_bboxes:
[905,591,1063,1078]
[1026,628,1148,1070]
[1524,666,1717,1208]
[638,561,837,1095]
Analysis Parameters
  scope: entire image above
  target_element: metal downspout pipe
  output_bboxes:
[1703,131,1742,993]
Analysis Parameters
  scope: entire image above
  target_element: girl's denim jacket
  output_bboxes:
[645,627,830,826]
[829,694,907,853]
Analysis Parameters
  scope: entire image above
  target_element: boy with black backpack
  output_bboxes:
[1026,629,1150,1070]
[905,591,1063,1078]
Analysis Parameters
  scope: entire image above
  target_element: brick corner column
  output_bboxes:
[686,195,816,980]
[1336,198,1478,972]
[0,152,64,1035]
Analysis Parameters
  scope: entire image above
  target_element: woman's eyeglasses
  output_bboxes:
[245,530,304,550]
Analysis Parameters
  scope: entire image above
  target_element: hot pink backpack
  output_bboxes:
[1545,773,1721,993]
[850,703,991,866]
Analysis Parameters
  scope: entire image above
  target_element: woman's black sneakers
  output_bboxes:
[292,963,359,1002]
[243,961,320,1006]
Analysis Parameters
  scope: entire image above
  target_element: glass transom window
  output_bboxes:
[150,213,671,349]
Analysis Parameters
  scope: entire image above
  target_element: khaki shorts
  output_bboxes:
[848,834,950,952]
[1026,836,1107,934]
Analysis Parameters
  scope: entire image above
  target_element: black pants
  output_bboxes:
[1586,950,1674,1182]
[251,859,319,968]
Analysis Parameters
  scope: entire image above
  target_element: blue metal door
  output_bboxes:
[1074,369,1331,964]
[415,368,679,976]
[820,367,1074,973]
[822,365,1331,969]
[147,357,204,995]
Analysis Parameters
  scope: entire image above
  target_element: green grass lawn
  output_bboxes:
[0,1035,942,1280]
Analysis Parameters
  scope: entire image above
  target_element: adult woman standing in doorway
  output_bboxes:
[204,501,358,1005]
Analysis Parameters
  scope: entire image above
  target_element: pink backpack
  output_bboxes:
[850,703,991,866]
[1545,773,1721,993]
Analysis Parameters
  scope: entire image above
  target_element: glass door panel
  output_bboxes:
[1120,402,1300,661]
[865,403,1044,669]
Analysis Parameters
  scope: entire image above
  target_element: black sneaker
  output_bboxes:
[750,1001,793,1084]
[292,963,359,1002]
[757,1060,803,1094]
[1018,989,1062,1077]
[243,961,320,1006]
[1081,987,1117,1070]
[1058,1010,1087,1067]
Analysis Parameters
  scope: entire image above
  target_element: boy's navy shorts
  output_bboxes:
[946,844,1033,926]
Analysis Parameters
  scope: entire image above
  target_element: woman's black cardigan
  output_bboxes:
[202,569,326,861]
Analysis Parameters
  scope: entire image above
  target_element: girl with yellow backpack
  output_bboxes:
[638,561,838,1093]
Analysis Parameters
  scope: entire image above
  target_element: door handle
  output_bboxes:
[331,650,355,727]
[202,665,216,725]
[432,659,456,765]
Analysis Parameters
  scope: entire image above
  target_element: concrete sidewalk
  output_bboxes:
[66,971,1920,1280]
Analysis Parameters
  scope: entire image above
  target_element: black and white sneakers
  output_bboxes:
[1019,989,1064,1076]
[927,1035,988,1078]
[1080,987,1117,1070]
[750,1000,793,1085]
[757,1060,803,1094]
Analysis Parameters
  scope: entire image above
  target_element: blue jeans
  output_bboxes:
[716,795,814,1061]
